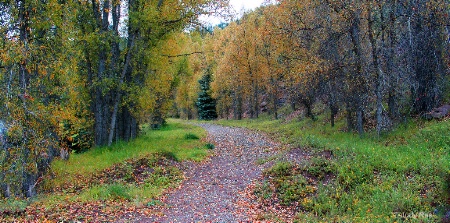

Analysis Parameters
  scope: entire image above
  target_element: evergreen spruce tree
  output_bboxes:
[197,72,218,120]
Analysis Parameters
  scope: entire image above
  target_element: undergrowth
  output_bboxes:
[44,119,208,190]
[216,113,449,222]
[0,119,211,221]
[257,162,317,206]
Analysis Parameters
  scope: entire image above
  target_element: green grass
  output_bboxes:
[1,119,211,220]
[0,198,29,214]
[46,119,208,189]
[216,113,449,222]
[184,133,200,140]
[78,183,132,202]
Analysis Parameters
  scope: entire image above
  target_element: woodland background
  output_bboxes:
[0,0,449,204]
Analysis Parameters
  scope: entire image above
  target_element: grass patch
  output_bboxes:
[78,183,132,202]
[260,161,317,206]
[256,154,280,165]
[0,198,29,215]
[216,113,449,222]
[264,161,293,177]
[184,133,200,140]
[1,119,210,221]
[45,119,207,190]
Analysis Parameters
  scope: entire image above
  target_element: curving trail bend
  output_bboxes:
[137,123,280,222]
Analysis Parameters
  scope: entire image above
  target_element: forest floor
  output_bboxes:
[1,117,448,222]
[0,122,308,222]
[130,123,285,222]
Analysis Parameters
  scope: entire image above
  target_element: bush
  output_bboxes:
[259,162,317,206]
[253,180,272,200]
[205,143,215,150]
[184,133,199,140]
[60,121,92,153]
[271,174,316,205]
[264,162,293,177]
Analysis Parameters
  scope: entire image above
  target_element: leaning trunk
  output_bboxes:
[108,37,134,146]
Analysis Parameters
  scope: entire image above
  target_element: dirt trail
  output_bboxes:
[138,123,280,222]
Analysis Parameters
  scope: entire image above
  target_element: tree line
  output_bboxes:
[0,0,228,198]
[205,0,449,137]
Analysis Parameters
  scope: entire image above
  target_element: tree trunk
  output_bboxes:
[249,79,255,119]
[304,98,314,120]
[18,0,37,198]
[386,2,399,120]
[108,37,134,146]
[272,90,278,120]
[328,82,338,127]
[94,89,105,145]
[368,7,384,137]
[346,102,354,131]
[349,10,365,137]
[412,11,441,114]
[254,80,259,119]
[330,107,336,127]
[93,0,111,146]
[2,184,10,198]
[234,89,243,120]
[357,108,364,137]
[237,96,242,120]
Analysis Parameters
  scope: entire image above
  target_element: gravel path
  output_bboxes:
[139,123,280,222]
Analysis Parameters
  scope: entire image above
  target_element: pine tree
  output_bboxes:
[197,72,218,120]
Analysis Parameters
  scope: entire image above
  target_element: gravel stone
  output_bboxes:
[136,124,279,222]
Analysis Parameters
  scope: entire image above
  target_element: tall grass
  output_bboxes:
[216,114,449,222]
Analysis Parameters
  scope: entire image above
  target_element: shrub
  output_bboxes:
[205,143,215,150]
[253,180,272,200]
[278,175,310,205]
[259,162,317,206]
[264,161,293,177]
[184,133,199,140]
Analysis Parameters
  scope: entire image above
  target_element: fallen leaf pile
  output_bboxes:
[1,155,182,222]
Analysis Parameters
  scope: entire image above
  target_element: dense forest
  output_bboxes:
[0,0,229,199]
[0,0,449,206]
[208,0,449,130]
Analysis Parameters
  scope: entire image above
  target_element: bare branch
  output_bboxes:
[162,51,204,58]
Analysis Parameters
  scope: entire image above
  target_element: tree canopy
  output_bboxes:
[0,0,230,198]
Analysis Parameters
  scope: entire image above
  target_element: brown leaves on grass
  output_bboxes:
[240,176,313,222]
[1,155,181,222]
[238,152,336,222]
[5,200,161,222]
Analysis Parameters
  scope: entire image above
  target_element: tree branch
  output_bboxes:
[162,51,204,58]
